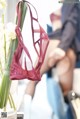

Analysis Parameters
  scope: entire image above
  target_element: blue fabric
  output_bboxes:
[46,78,67,119]
[66,104,74,119]
[46,22,74,119]
[75,60,80,68]
[47,24,53,34]
[46,77,74,119]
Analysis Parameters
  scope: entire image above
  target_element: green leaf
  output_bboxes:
[0,1,27,108]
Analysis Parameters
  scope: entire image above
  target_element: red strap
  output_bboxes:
[10,0,49,81]
[16,1,22,27]
[15,26,33,65]
[16,0,48,59]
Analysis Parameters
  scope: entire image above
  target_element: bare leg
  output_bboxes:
[40,40,61,75]
[56,49,76,96]
[25,80,39,98]
[25,40,60,97]
[25,41,76,98]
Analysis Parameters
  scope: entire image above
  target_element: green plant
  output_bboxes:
[0,0,27,110]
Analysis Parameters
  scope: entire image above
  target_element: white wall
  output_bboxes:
[6,0,62,30]
[6,0,18,23]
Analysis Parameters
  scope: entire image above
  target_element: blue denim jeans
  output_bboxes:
[46,78,68,119]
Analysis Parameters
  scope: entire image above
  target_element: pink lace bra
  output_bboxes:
[10,0,49,81]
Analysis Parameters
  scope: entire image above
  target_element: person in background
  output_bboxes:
[25,1,80,103]
[25,6,62,98]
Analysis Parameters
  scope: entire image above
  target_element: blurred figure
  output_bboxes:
[25,6,62,98]
[26,0,80,100]
[24,1,80,119]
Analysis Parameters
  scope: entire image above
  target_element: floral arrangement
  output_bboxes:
[0,0,27,110]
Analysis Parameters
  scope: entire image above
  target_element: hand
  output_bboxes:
[48,48,66,67]
[49,48,65,60]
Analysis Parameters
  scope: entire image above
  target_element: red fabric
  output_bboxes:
[10,1,49,81]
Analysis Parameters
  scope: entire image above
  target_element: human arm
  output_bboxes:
[58,4,79,51]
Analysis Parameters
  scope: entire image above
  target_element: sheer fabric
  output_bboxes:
[10,1,49,81]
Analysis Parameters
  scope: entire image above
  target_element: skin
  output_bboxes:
[25,39,76,97]
[25,3,76,97]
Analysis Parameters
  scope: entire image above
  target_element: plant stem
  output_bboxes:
[3,106,6,111]
[4,34,6,64]
[0,60,3,76]
[9,93,16,110]
[0,1,27,109]
[2,14,4,23]
[8,94,13,108]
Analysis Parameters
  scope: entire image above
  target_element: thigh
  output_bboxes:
[56,49,76,94]
[66,48,76,67]
[56,48,76,76]
[45,40,60,56]
[40,40,60,75]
